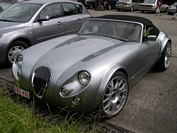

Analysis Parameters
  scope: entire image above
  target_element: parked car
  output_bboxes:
[139,0,168,13]
[12,15,172,117]
[0,0,91,66]
[115,0,139,11]
[0,1,13,12]
[168,2,177,15]
[95,0,117,10]
[78,0,96,9]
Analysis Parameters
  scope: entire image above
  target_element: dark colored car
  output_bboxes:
[95,0,117,10]
[78,0,96,9]
[0,0,91,66]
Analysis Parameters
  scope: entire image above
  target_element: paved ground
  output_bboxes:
[88,10,177,133]
[0,9,177,133]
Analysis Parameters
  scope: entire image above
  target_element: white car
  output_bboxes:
[116,0,140,12]
[168,2,177,15]
[139,0,168,13]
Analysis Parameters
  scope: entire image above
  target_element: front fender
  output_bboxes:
[95,65,128,104]
[158,32,171,53]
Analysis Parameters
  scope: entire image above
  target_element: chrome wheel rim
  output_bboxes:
[164,44,172,68]
[8,46,25,63]
[102,76,128,116]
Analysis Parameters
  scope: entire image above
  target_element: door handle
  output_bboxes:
[58,22,63,25]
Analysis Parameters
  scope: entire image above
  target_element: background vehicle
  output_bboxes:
[139,0,168,13]
[168,2,177,15]
[12,15,172,117]
[95,0,117,10]
[0,1,12,12]
[115,0,139,11]
[0,0,91,66]
[78,0,96,9]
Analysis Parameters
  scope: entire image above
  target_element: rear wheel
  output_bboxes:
[101,72,129,116]
[5,41,28,66]
[130,6,134,12]
[141,10,144,13]
[156,42,172,71]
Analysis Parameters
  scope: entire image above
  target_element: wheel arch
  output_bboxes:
[160,37,172,54]
[95,65,128,104]
[9,37,33,47]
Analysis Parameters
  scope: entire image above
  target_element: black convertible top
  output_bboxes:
[95,15,159,36]
[96,15,153,27]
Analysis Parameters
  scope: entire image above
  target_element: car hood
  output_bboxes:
[0,21,24,33]
[33,35,124,72]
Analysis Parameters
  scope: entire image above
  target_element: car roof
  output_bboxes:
[95,15,154,27]
[95,15,160,36]
[21,0,77,4]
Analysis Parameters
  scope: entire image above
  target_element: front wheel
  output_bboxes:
[101,72,129,117]
[5,41,28,66]
[156,42,172,71]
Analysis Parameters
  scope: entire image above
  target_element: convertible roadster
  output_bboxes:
[12,15,172,116]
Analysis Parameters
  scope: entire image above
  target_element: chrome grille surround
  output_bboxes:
[31,66,51,99]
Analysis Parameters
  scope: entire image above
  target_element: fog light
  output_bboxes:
[61,87,69,96]
[73,97,81,105]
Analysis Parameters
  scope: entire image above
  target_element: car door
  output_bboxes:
[33,2,64,44]
[62,2,85,35]
[132,0,139,10]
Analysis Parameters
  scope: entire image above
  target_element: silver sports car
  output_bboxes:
[12,15,172,116]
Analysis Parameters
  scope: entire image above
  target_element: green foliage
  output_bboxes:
[0,86,99,133]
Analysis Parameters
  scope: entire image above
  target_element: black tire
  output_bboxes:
[156,42,172,71]
[117,8,121,11]
[5,41,29,67]
[130,6,134,12]
[141,10,144,13]
[89,4,93,9]
[101,72,129,117]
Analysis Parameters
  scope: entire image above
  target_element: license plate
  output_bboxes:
[14,86,30,99]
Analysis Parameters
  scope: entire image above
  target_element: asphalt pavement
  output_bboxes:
[0,9,177,133]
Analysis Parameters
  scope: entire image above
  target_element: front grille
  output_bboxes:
[32,67,51,98]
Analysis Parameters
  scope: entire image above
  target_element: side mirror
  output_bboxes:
[147,35,156,41]
[38,16,50,22]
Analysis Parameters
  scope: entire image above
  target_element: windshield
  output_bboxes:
[79,20,142,42]
[0,3,42,22]
[144,0,156,4]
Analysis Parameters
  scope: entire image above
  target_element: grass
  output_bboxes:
[0,83,101,133]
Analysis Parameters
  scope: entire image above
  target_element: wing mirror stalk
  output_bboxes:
[38,16,50,22]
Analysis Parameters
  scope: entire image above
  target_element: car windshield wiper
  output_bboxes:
[0,19,13,22]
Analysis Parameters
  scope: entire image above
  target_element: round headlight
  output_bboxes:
[16,54,23,66]
[78,71,90,86]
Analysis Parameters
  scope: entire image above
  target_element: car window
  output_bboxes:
[74,3,83,13]
[0,3,12,9]
[119,0,130,2]
[79,20,142,42]
[0,3,41,22]
[132,0,138,3]
[63,3,80,16]
[144,0,156,4]
[40,3,61,19]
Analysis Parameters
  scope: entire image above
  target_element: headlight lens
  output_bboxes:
[16,54,23,66]
[78,71,90,86]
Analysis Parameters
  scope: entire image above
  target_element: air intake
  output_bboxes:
[32,67,51,98]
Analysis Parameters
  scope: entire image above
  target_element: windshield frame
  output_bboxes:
[78,19,143,43]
